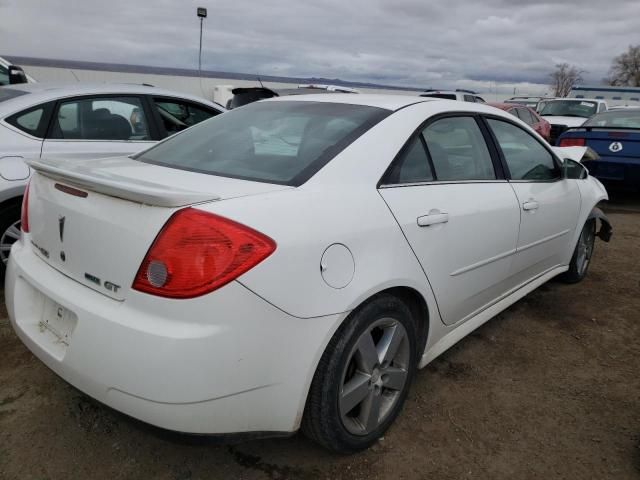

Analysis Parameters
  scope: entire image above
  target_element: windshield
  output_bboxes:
[540,100,597,117]
[135,101,390,186]
[0,88,28,102]
[583,110,640,129]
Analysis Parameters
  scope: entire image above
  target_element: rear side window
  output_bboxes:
[422,116,495,181]
[153,98,220,135]
[384,137,434,184]
[487,119,559,181]
[136,101,390,186]
[50,96,150,140]
[517,108,536,125]
[5,103,52,138]
[464,95,475,102]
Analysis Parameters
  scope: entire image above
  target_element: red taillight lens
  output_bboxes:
[20,181,30,233]
[132,208,276,299]
[558,138,585,147]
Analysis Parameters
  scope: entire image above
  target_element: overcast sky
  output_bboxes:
[1,0,639,94]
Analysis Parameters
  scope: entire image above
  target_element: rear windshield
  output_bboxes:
[135,101,390,186]
[0,88,28,103]
[421,93,456,100]
[583,110,640,129]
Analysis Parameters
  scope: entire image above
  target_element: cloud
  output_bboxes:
[1,0,638,93]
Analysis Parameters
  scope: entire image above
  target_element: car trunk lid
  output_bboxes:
[26,156,290,300]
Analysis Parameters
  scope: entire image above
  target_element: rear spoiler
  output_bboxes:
[564,125,640,133]
[26,158,220,207]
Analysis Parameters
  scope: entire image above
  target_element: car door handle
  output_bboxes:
[522,200,539,211]
[417,211,449,227]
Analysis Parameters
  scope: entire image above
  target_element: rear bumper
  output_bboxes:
[584,156,640,183]
[6,238,341,434]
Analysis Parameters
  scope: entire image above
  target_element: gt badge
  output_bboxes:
[59,216,66,242]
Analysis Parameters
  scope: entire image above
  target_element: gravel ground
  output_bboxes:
[1,194,639,480]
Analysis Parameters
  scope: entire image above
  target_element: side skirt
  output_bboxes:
[418,265,568,368]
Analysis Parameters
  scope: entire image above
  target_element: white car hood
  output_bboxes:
[543,116,588,127]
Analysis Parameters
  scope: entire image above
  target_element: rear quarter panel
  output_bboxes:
[199,185,439,321]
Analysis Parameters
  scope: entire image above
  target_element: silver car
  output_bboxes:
[0,83,225,270]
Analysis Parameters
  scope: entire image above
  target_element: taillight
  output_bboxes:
[132,208,276,299]
[21,181,30,233]
[558,138,585,147]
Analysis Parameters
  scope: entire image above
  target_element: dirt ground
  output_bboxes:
[1,190,639,480]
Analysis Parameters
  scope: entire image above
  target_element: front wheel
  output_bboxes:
[302,294,417,453]
[560,219,596,284]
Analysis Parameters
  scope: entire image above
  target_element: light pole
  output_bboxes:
[197,7,207,78]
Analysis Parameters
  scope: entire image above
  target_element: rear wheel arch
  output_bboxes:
[0,195,24,210]
[376,286,430,357]
[301,289,425,452]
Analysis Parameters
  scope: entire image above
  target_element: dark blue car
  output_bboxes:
[556,109,640,186]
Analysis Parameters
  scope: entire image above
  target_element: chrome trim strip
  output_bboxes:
[450,248,517,277]
[517,229,571,252]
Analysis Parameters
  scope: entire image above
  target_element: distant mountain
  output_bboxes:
[4,55,423,92]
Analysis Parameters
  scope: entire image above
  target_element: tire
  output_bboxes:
[0,201,22,278]
[560,219,596,284]
[302,293,417,453]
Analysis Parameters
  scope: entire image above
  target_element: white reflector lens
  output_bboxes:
[147,260,168,287]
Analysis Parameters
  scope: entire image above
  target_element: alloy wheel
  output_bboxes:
[0,220,21,265]
[576,223,595,277]
[339,317,410,436]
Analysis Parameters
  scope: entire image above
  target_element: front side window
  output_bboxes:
[136,101,389,186]
[153,98,220,135]
[50,96,150,140]
[422,116,495,181]
[487,119,559,181]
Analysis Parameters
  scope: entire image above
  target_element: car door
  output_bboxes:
[40,95,157,159]
[485,117,581,285]
[150,97,222,138]
[379,115,521,325]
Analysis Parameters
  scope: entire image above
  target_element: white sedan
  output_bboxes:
[7,94,611,453]
[0,82,225,270]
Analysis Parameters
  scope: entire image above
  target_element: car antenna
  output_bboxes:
[257,76,264,88]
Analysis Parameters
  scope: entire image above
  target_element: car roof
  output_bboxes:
[266,93,437,110]
[488,102,518,111]
[0,82,223,114]
[550,98,604,103]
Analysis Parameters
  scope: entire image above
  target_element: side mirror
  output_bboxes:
[562,158,589,180]
[8,66,28,85]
